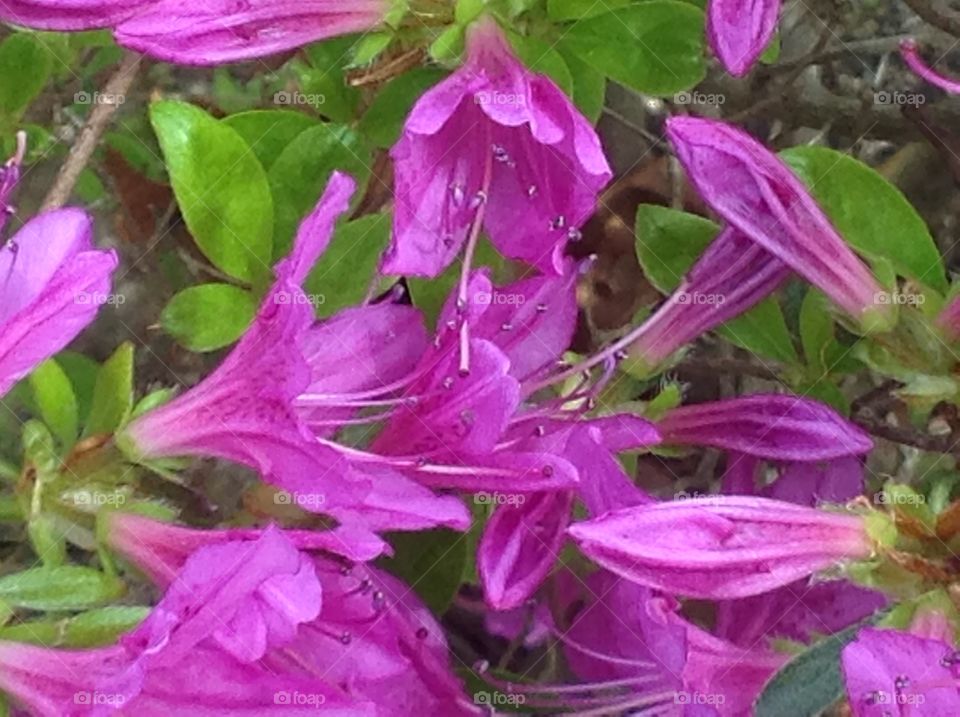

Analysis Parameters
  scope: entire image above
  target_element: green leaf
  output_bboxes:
[150,100,274,283]
[781,146,947,293]
[456,0,486,24]
[56,352,100,425]
[84,343,134,437]
[560,48,606,124]
[27,514,66,567]
[359,67,447,149]
[755,616,883,717]
[0,33,52,125]
[304,213,391,318]
[63,606,149,646]
[719,298,798,364]
[300,36,362,124]
[349,33,393,67]
[222,110,318,171]
[799,289,834,373]
[508,33,574,96]
[635,204,714,293]
[548,0,631,21]
[161,283,257,352]
[0,566,124,612]
[267,124,371,259]
[559,2,707,97]
[430,25,465,62]
[382,529,467,614]
[29,359,79,450]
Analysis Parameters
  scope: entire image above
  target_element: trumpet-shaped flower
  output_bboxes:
[0,138,118,398]
[666,116,893,332]
[568,496,874,599]
[383,16,611,278]
[1,0,389,65]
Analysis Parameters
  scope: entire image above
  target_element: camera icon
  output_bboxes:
[874,91,891,106]
[674,91,692,105]
[74,91,91,105]
[274,691,290,705]
[274,491,293,505]
[74,692,91,705]
[274,91,291,105]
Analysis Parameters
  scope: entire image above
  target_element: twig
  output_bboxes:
[902,0,960,38]
[41,52,141,211]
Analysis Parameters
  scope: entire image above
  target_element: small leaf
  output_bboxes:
[29,359,79,450]
[222,110,318,171]
[0,566,124,612]
[635,204,715,293]
[559,2,707,97]
[382,529,467,614]
[161,283,257,352]
[151,100,274,283]
[63,606,149,646]
[84,343,134,437]
[560,48,606,124]
[430,25,465,62]
[781,146,947,293]
[719,298,799,364]
[304,213,391,318]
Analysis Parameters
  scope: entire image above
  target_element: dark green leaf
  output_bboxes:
[161,283,257,352]
[719,298,799,364]
[222,110,318,171]
[151,100,274,283]
[781,146,947,293]
[560,48,606,124]
[559,2,707,97]
[300,36,362,124]
[508,33,574,96]
[799,289,834,373]
[267,124,371,259]
[382,529,467,614]
[359,68,447,149]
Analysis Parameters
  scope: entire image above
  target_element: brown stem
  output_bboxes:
[902,0,960,38]
[41,52,141,211]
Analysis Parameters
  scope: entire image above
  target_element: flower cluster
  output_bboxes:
[1,7,960,717]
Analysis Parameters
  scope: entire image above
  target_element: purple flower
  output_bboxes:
[1,0,389,65]
[841,628,960,716]
[103,515,479,716]
[383,16,611,278]
[629,227,790,370]
[900,39,960,94]
[0,528,374,716]
[658,394,874,462]
[666,116,893,332]
[122,173,468,533]
[567,496,874,599]
[707,0,781,76]
[0,138,118,398]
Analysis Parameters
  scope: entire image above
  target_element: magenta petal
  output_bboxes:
[115,0,388,66]
[666,116,891,329]
[566,424,654,516]
[842,628,960,716]
[479,491,573,609]
[659,394,873,461]
[384,18,611,278]
[568,496,872,599]
[900,39,960,94]
[707,0,781,77]
[0,0,147,30]
[0,209,117,397]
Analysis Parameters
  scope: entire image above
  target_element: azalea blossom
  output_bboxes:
[666,116,894,332]
[707,0,781,76]
[0,0,389,65]
[383,15,611,279]
[0,134,118,398]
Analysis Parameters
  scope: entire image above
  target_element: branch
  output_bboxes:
[41,51,141,211]
[902,0,960,38]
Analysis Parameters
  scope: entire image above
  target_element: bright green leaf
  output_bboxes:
[559,2,707,97]
[548,0,631,21]
[0,33,52,125]
[161,283,257,352]
[150,100,274,283]
[84,343,134,437]
[0,566,124,612]
[635,204,714,293]
[29,359,79,450]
